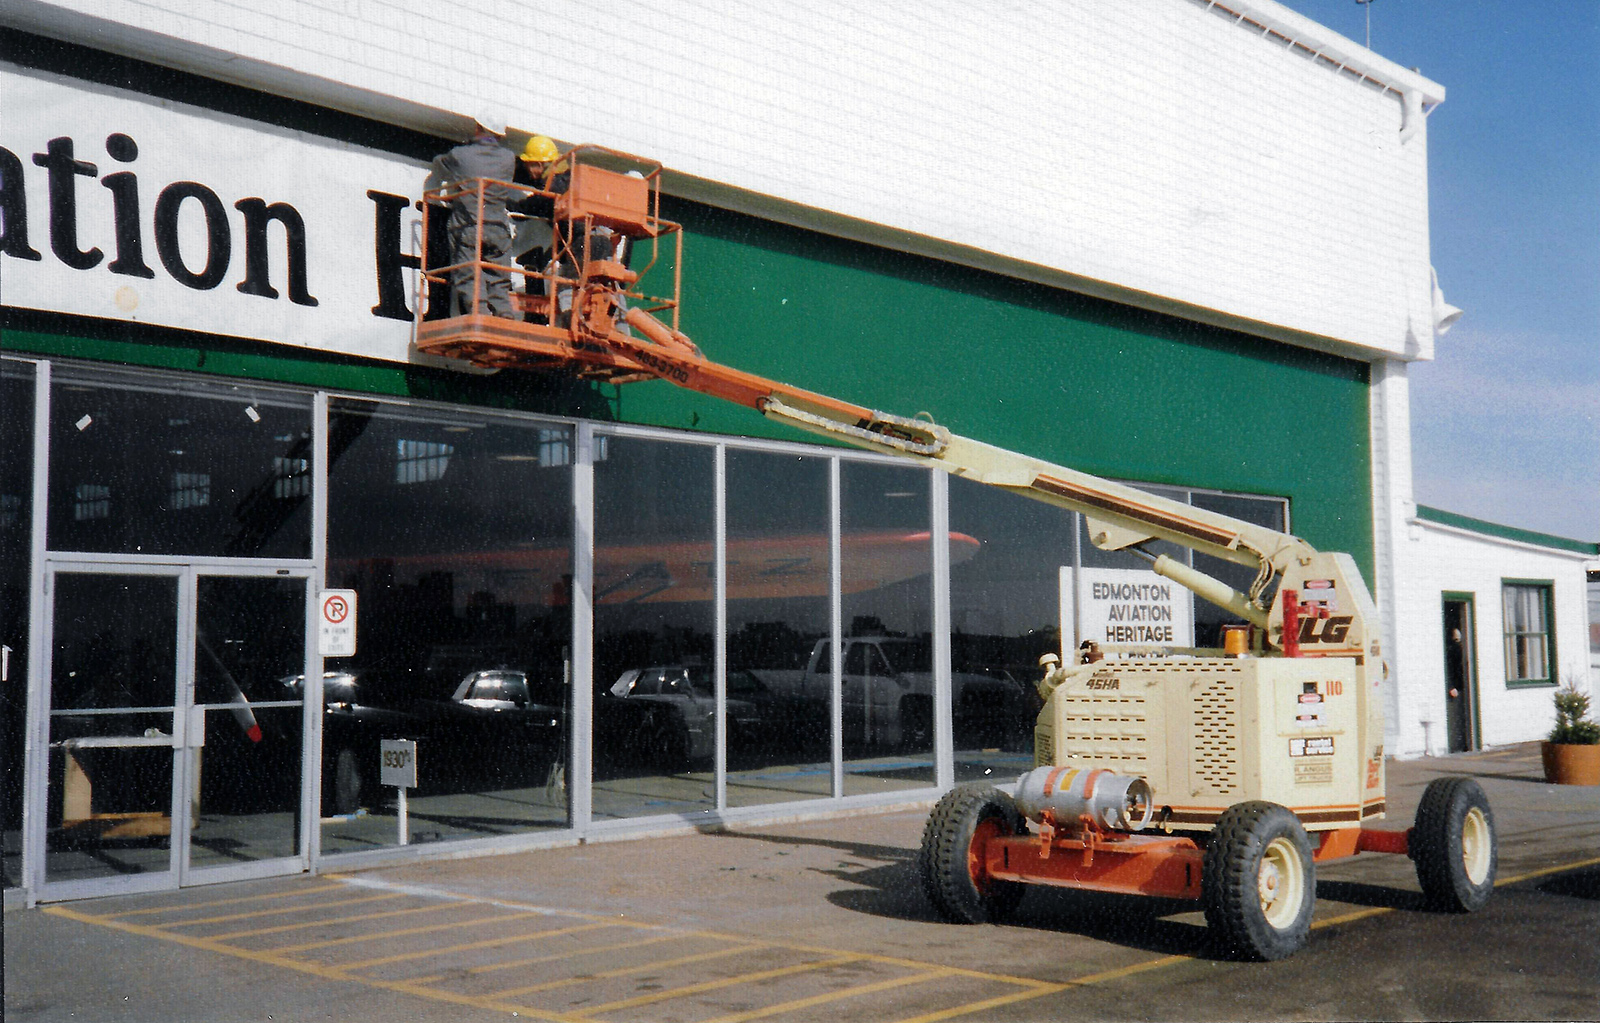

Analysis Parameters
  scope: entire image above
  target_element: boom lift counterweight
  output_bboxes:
[414,147,1496,961]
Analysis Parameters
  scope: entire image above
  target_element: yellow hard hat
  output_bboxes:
[521,135,559,163]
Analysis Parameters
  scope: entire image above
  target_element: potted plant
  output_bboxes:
[1541,679,1600,785]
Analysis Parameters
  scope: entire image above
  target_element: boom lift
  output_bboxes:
[414,147,1497,961]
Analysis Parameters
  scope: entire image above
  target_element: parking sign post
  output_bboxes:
[380,739,417,846]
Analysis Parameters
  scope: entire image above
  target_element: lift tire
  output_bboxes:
[330,747,364,816]
[1202,801,1316,961]
[918,785,1025,924]
[1412,776,1496,912]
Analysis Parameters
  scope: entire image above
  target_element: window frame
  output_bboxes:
[1502,578,1557,689]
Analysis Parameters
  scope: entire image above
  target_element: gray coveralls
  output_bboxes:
[433,134,517,317]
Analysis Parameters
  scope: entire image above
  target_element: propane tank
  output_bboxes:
[1013,765,1155,832]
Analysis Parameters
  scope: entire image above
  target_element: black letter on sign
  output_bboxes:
[0,147,43,261]
[31,136,101,269]
[154,182,230,290]
[234,198,318,306]
[367,189,414,321]
[101,133,154,278]
[366,190,450,321]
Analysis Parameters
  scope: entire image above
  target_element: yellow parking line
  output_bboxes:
[96,882,351,918]
[273,910,548,954]
[157,892,405,928]
[1312,906,1394,930]
[701,969,955,1023]
[566,954,864,1017]
[889,980,1071,1023]
[42,905,579,1023]
[1061,954,1193,985]
[210,901,452,941]
[1496,855,1600,886]
[431,932,684,982]
[329,879,1057,993]
[485,941,769,999]
[340,921,617,971]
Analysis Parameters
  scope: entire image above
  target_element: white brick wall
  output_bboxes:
[3,0,1444,360]
[1394,521,1594,756]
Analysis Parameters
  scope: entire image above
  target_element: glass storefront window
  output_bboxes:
[591,436,716,820]
[323,399,573,851]
[1,360,34,887]
[948,477,1073,780]
[840,461,934,794]
[724,450,832,808]
[48,368,313,558]
[1190,491,1288,648]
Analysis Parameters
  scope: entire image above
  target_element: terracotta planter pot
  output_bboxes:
[1541,741,1600,786]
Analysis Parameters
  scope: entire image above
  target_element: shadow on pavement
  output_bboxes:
[1536,866,1600,901]
[1315,878,1427,911]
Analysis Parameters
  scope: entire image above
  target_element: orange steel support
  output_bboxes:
[1356,826,1412,856]
[984,832,1205,900]
[1309,825,1411,864]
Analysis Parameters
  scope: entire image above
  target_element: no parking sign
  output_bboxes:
[318,589,358,657]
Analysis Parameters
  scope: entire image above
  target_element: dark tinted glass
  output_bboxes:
[48,369,312,558]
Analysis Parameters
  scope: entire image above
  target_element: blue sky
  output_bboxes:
[1277,1,1599,541]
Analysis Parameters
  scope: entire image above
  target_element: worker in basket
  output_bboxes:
[429,112,516,318]
[510,136,634,328]
[509,134,565,323]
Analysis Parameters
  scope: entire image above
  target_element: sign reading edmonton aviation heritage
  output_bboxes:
[0,62,439,365]
[1059,566,1194,650]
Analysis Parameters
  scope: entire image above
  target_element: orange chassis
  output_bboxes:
[975,814,1413,901]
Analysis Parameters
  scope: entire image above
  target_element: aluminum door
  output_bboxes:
[34,565,313,900]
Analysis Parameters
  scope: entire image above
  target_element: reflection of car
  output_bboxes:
[284,670,420,815]
[288,667,567,814]
[413,668,566,791]
[602,665,766,767]
[450,669,548,711]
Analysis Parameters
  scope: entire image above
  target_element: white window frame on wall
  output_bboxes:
[1502,579,1556,688]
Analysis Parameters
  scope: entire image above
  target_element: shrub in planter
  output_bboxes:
[1541,682,1600,786]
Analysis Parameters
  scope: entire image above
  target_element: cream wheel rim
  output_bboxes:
[1461,806,1492,885]
[1258,836,1305,929]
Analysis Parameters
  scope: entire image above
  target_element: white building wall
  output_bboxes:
[1395,521,1594,756]
[2,0,1444,361]
[1369,358,1416,752]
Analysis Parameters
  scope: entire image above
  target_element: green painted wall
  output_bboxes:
[622,200,1375,576]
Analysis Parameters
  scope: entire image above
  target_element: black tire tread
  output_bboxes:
[1412,775,1496,912]
[1201,801,1315,961]
[917,785,1025,924]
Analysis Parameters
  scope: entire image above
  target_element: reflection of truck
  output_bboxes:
[757,638,1024,751]
[413,145,1497,961]
[602,665,766,766]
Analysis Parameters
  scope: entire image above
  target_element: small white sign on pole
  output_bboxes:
[318,589,358,657]
[379,739,418,789]
[380,739,417,846]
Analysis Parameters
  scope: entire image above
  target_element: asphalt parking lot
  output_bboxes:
[7,742,1598,1022]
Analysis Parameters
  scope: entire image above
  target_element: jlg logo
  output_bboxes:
[1298,615,1353,644]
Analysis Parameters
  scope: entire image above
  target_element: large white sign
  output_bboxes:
[1060,566,1194,650]
[0,63,435,363]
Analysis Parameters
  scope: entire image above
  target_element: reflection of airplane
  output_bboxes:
[333,530,980,607]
